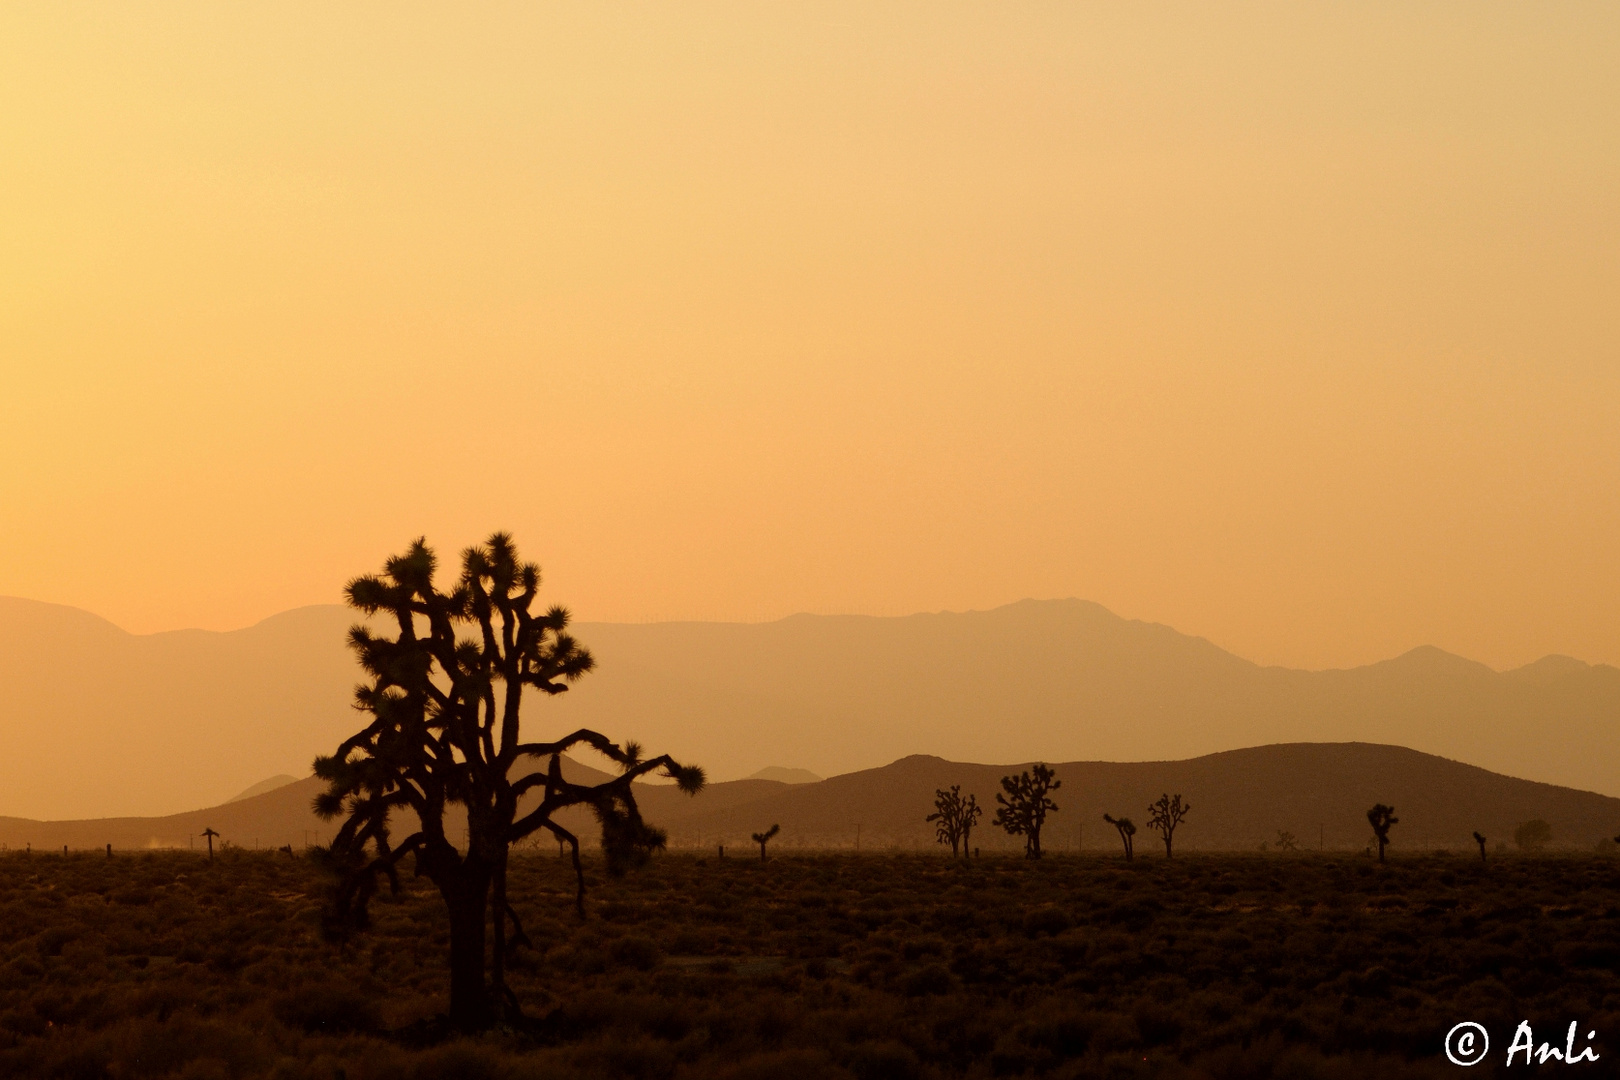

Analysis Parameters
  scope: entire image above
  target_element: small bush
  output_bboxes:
[273,985,383,1034]
[1022,906,1073,936]
[845,1040,920,1080]
[609,937,663,972]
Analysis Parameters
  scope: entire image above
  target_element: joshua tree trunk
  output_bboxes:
[440,860,495,1030]
[751,824,780,862]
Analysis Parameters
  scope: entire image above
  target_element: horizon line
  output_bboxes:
[0,592,1604,678]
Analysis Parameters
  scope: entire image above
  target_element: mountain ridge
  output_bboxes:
[3,594,1618,818]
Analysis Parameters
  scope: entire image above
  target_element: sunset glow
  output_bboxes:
[3,3,1617,671]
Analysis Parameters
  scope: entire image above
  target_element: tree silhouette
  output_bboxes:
[927,786,982,858]
[1102,813,1136,860]
[1367,804,1397,863]
[313,534,704,1032]
[1274,830,1298,852]
[751,824,780,861]
[201,827,219,862]
[993,764,1060,859]
[1473,831,1487,861]
[1146,794,1190,858]
[1514,819,1552,852]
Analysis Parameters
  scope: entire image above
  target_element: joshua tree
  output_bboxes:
[993,764,1060,859]
[1367,804,1398,863]
[751,823,780,861]
[313,534,704,1032]
[201,827,219,862]
[1102,813,1136,860]
[1146,794,1190,858]
[927,786,982,858]
[1274,830,1298,852]
[1473,831,1488,861]
[1514,819,1552,852]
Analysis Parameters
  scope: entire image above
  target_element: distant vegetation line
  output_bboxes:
[3,743,1617,859]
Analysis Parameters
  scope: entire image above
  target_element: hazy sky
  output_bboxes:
[3,3,1617,672]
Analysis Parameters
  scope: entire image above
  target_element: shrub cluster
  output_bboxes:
[1,848,1617,1078]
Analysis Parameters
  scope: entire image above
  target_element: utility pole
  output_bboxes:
[1320,823,1324,851]
[855,824,861,852]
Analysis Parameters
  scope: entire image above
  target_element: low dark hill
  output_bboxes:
[632,743,1620,854]
[4,744,1616,857]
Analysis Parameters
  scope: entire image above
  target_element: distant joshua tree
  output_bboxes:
[927,786,982,858]
[1514,819,1552,853]
[751,824,780,861]
[1146,794,1190,858]
[994,764,1060,859]
[1473,832,1488,861]
[1367,804,1398,863]
[201,827,220,862]
[1102,813,1136,860]
[1274,830,1298,852]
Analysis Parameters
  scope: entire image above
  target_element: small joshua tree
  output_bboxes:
[201,827,220,862]
[1274,830,1298,852]
[1146,794,1190,858]
[927,786,982,858]
[993,764,1060,859]
[1367,804,1397,863]
[752,824,780,861]
[1473,831,1488,861]
[1102,813,1136,860]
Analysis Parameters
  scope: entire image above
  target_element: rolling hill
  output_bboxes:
[3,743,1616,857]
[3,595,1619,818]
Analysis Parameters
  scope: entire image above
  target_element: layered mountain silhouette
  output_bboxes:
[2,595,1618,819]
[2,745,1615,855]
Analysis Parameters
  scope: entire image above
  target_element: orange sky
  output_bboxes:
[2,3,1617,672]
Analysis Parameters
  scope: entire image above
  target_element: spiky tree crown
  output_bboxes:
[1367,804,1398,837]
[314,534,704,929]
[993,764,1061,836]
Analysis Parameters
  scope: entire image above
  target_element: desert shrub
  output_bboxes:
[609,937,663,971]
[1515,819,1553,852]
[845,1040,920,1080]
[704,1049,853,1080]
[273,984,383,1034]
[898,963,954,996]
[406,1042,505,1080]
[572,1033,678,1080]
[1023,905,1073,936]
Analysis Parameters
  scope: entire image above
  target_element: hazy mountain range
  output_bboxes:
[1,595,1617,819]
[3,744,1615,855]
